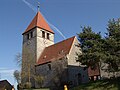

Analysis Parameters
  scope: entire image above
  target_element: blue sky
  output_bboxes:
[0,0,120,88]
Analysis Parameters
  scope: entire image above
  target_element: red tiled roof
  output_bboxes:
[36,36,75,65]
[23,12,54,34]
[88,65,100,76]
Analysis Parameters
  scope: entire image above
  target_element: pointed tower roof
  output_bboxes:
[23,12,54,34]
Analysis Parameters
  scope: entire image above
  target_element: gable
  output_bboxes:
[36,36,75,65]
[67,37,82,66]
[0,80,13,89]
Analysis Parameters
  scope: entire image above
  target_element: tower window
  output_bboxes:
[48,64,51,70]
[47,33,50,39]
[27,34,29,40]
[42,31,45,38]
[30,32,33,38]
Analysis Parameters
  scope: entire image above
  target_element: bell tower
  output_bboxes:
[22,11,54,62]
[21,11,54,86]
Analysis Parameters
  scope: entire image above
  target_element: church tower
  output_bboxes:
[21,11,54,86]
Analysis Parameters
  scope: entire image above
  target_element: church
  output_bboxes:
[21,11,89,89]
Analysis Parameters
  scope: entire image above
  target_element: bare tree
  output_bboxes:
[14,48,35,88]
[21,47,35,88]
[34,75,44,88]
[13,70,21,84]
[15,53,22,66]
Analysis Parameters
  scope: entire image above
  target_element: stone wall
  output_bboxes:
[22,27,54,87]
[100,62,120,79]
[22,28,37,87]
[67,37,89,86]
[35,37,89,88]
[36,28,54,61]
[35,57,68,88]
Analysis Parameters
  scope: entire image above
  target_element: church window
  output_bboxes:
[42,31,45,38]
[76,59,79,62]
[47,33,50,39]
[48,64,51,70]
[30,31,33,38]
[27,34,29,40]
[83,67,87,71]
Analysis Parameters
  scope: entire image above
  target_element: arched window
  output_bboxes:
[27,34,29,40]
[48,64,51,70]
[30,31,33,38]
[47,33,50,39]
[42,31,45,38]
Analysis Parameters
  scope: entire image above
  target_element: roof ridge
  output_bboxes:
[67,36,76,55]
[36,12,40,26]
[45,36,76,48]
[36,12,38,26]
[23,11,54,34]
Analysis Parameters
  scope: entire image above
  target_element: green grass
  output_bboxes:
[71,77,120,90]
[23,89,50,90]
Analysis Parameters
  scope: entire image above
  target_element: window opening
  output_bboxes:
[30,32,33,38]
[47,33,50,39]
[42,31,45,38]
[27,34,29,40]
[48,64,51,70]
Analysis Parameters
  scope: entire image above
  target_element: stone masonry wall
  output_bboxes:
[22,28,37,87]
[35,57,68,88]
[36,28,54,61]
[100,62,120,79]
[67,37,89,86]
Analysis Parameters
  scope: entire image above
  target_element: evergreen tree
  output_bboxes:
[104,19,120,72]
[77,26,103,68]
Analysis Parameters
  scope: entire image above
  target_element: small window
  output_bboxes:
[42,31,45,38]
[48,64,51,70]
[47,33,50,39]
[83,67,87,71]
[30,32,33,38]
[27,34,29,40]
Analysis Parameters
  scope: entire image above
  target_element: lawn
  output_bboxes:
[71,77,120,90]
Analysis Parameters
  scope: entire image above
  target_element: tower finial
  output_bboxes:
[37,1,40,12]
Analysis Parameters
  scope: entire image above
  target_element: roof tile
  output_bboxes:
[23,12,54,34]
[36,36,75,65]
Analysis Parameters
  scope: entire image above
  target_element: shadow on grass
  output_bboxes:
[71,77,120,90]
